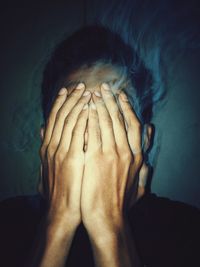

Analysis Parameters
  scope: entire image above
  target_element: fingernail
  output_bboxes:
[120,92,129,102]
[83,90,91,96]
[101,83,110,91]
[94,91,101,97]
[90,102,96,110]
[76,82,85,90]
[83,104,89,110]
[58,87,67,95]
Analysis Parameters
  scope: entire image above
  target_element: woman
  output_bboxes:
[0,25,200,267]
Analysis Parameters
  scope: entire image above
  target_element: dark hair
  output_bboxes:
[41,24,153,125]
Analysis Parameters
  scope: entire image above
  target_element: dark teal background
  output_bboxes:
[0,0,200,208]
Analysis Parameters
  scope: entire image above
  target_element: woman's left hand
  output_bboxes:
[81,83,143,234]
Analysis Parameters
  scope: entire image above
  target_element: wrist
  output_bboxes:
[47,219,77,236]
[84,214,129,242]
[43,211,80,240]
[86,218,140,267]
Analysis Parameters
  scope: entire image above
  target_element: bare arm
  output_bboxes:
[87,218,142,267]
[81,84,144,267]
[26,83,91,267]
[26,215,78,267]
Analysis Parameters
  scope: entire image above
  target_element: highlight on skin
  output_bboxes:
[63,62,146,154]
[65,62,130,151]
[40,25,164,190]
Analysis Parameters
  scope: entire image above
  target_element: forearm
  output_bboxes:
[87,219,142,267]
[26,215,78,267]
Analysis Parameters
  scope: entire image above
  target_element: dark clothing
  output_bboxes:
[0,193,200,267]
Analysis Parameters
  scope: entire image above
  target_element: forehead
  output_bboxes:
[64,63,130,95]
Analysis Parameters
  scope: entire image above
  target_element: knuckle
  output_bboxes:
[39,145,46,159]
[104,151,118,162]
[55,95,63,102]
[137,153,143,163]
[72,126,82,137]
[121,151,132,162]
[71,127,77,137]
[79,111,87,122]
[56,109,65,121]
[54,149,64,164]
[46,145,55,159]
[64,113,77,127]
[67,154,75,163]
[72,89,81,98]
[105,117,113,128]
[112,104,119,113]
[64,116,71,126]
[134,155,143,168]
[123,105,131,113]
[76,111,85,121]
[68,151,84,163]
[71,128,77,137]
[117,112,124,124]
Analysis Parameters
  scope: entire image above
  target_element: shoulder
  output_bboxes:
[0,194,45,267]
[130,192,200,229]
[130,192,200,220]
[128,193,200,267]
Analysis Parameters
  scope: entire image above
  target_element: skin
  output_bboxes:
[30,65,153,267]
[27,83,90,267]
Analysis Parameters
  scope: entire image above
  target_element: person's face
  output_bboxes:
[39,63,153,197]
[40,63,152,153]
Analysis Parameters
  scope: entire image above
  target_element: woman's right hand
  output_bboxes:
[39,83,91,230]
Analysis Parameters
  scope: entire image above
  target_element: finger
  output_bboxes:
[57,91,91,154]
[42,87,68,152]
[86,100,102,155]
[69,104,89,154]
[92,88,116,153]
[98,83,130,152]
[48,83,90,152]
[118,91,142,155]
